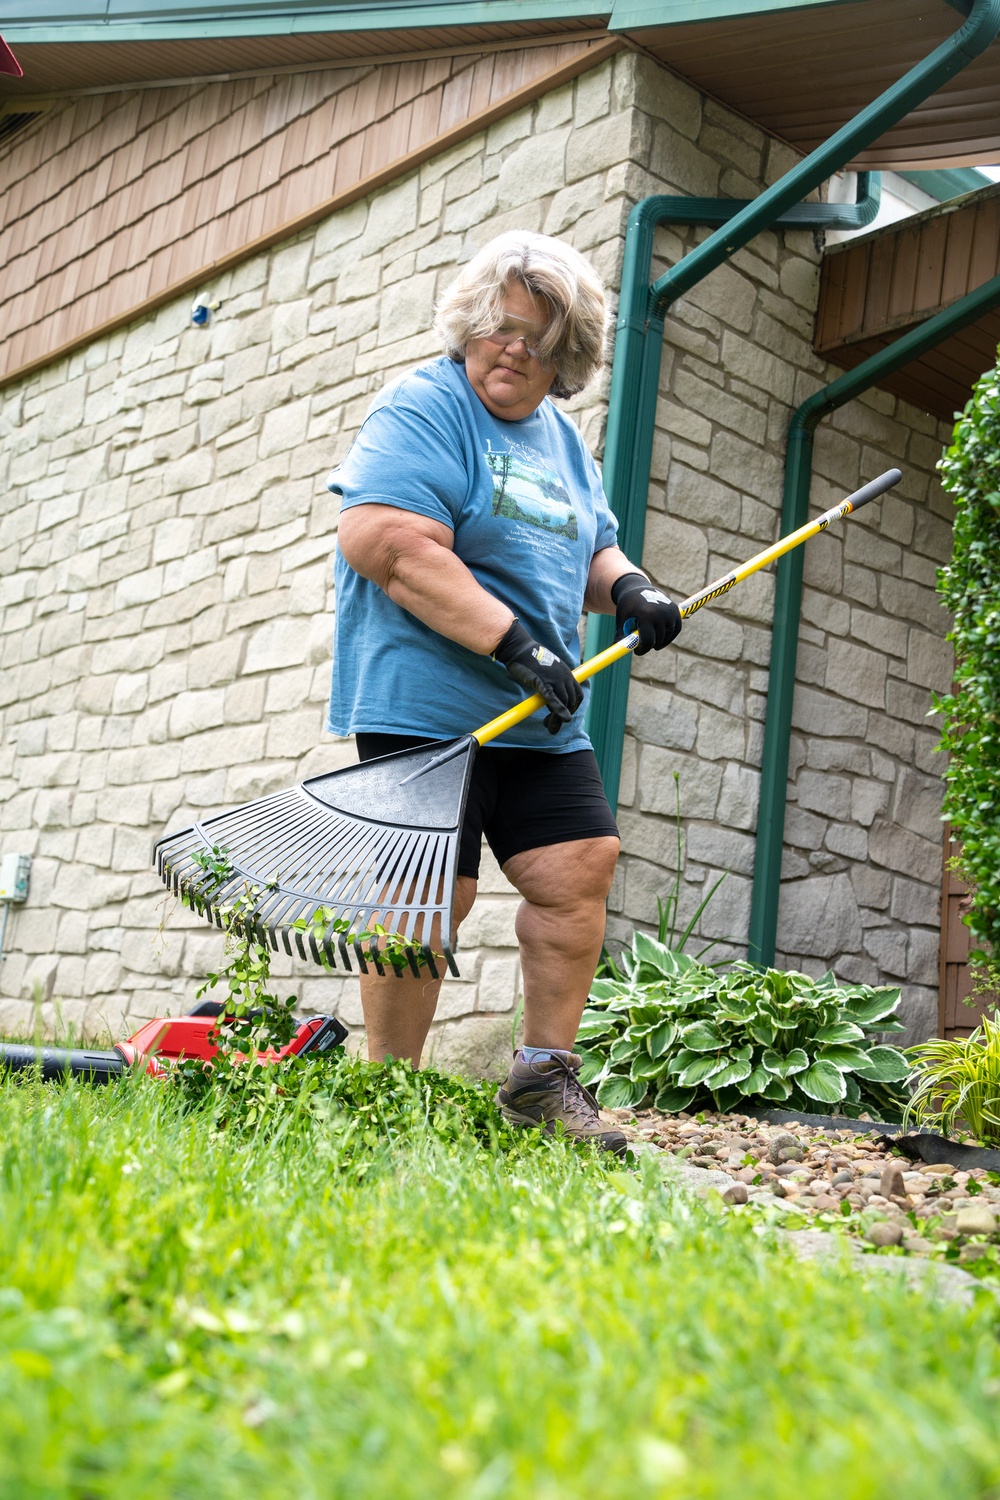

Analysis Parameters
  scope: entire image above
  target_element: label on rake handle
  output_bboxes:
[679,575,737,618]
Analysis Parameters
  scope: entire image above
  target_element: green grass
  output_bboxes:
[2,1061,1000,1499]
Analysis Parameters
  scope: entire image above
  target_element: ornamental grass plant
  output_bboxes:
[2,1059,1000,1499]
[905,1010,1000,1145]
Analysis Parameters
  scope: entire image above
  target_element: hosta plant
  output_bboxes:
[577,933,910,1120]
[904,1013,1000,1145]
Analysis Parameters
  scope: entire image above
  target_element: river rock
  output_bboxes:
[955,1204,997,1236]
[867,1221,904,1248]
[879,1163,906,1199]
[722,1183,749,1205]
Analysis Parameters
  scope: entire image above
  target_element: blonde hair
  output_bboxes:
[434,231,607,398]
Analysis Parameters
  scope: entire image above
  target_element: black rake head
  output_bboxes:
[154,738,478,979]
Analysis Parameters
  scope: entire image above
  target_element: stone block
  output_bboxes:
[475,956,519,1013]
[459,898,518,950]
[891,766,944,842]
[868,818,940,879]
[907,628,952,691]
[827,639,887,708]
[638,746,722,819]
[376,271,437,345]
[566,109,650,182]
[791,686,868,740]
[878,575,944,630]
[783,806,825,851]
[848,608,907,658]
[716,763,759,831]
[795,769,851,822]
[624,681,697,752]
[168,688,226,739]
[685,822,755,877]
[259,398,311,459]
[641,509,709,597]
[424,1013,512,1080]
[497,128,571,210]
[777,873,862,959]
[825,825,868,860]
[244,617,308,673]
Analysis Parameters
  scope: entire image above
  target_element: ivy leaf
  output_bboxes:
[796,1060,847,1104]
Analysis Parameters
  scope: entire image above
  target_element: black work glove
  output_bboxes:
[610,571,682,657]
[492,620,584,735]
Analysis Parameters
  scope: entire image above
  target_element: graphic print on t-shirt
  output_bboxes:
[485,440,578,541]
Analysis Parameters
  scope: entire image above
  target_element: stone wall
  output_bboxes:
[0,49,954,1065]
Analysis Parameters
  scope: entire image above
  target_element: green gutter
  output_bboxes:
[747,268,1000,967]
[586,0,1000,809]
[2,0,605,44]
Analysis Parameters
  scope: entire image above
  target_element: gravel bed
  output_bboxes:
[605,1105,1000,1280]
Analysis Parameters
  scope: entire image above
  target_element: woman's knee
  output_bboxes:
[506,837,619,909]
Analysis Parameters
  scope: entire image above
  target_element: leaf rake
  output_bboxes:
[154,470,901,977]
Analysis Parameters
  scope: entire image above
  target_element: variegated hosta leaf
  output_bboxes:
[596,1074,648,1110]
[709,1056,752,1089]
[609,1037,640,1065]
[630,1053,665,1082]
[796,1059,847,1103]
[654,1082,697,1113]
[841,987,902,1025]
[646,1021,677,1058]
[761,1075,792,1101]
[761,1047,809,1079]
[740,1064,771,1095]
[677,1054,728,1088]
[680,1021,727,1052]
[813,1021,865,1043]
[816,1043,870,1071]
[850,1045,910,1082]
[666,1047,697,1077]
[577,1051,606,1087]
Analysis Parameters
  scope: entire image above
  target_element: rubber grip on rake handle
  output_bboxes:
[473,469,902,748]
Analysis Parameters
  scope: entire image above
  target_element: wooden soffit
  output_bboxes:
[815,183,1000,419]
[619,0,1000,170]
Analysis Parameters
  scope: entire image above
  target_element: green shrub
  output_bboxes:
[937,361,1000,991]
[576,932,909,1119]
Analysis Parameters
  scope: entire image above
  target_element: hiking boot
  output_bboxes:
[496,1048,629,1156]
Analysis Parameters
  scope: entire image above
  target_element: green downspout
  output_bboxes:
[584,176,881,770]
[586,0,1000,806]
[747,268,1000,967]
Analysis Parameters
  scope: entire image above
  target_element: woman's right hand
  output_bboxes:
[491,621,583,733]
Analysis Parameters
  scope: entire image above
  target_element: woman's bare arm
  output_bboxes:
[337,503,515,655]
[584,545,647,614]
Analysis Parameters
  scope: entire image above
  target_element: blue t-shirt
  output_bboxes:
[326,357,619,752]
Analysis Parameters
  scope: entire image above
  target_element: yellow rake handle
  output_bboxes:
[473,469,901,748]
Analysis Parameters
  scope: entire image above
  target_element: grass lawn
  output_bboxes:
[2,1058,1000,1499]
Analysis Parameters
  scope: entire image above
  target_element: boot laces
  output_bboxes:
[544,1053,602,1126]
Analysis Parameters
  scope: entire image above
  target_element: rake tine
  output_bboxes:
[337,929,353,972]
[322,928,339,970]
[421,946,439,980]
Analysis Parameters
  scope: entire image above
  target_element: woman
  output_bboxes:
[327,231,680,1153]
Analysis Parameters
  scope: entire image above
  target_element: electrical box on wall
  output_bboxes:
[0,854,31,903]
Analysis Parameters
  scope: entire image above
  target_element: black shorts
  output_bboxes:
[355,734,619,880]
